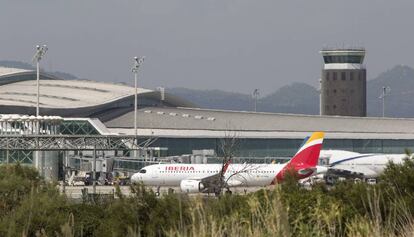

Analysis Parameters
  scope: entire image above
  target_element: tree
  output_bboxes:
[380,153,414,195]
[216,132,263,195]
[216,132,239,195]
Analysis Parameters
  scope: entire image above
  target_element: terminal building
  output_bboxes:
[1,63,414,178]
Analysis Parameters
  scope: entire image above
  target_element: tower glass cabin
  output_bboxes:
[320,49,366,117]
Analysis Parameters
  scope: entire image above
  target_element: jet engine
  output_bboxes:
[180,180,204,193]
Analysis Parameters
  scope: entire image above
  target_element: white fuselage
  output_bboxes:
[320,150,408,177]
[131,163,285,187]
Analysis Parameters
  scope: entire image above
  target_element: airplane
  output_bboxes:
[317,149,410,179]
[131,131,324,195]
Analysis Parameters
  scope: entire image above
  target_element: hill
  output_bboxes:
[367,65,414,117]
[168,82,319,114]
[259,83,319,114]
[169,65,414,118]
[166,87,252,111]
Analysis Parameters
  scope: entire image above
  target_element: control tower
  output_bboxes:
[320,48,366,117]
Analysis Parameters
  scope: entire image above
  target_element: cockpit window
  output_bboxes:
[139,169,147,174]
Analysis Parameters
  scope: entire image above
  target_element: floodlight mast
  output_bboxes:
[33,45,48,117]
[253,89,259,112]
[380,86,391,117]
[132,56,145,153]
[32,44,47,176]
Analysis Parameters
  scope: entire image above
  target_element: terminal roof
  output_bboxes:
[105,106,414,139]
[0,79,152,108]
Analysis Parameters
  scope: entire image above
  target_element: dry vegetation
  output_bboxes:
[1,160,414,236]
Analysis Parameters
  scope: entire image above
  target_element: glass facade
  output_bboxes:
[2,136,413,169]
[0,120,100,165]
[2,119,413,167]
[323,55,363,64]
[60,120,99,135]
[114,159,149,171]
[0,150,33,164]
[146,138,414,158]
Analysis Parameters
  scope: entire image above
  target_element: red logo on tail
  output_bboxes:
[272,132,324,184]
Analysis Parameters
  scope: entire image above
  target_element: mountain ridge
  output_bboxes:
[169,65,414,118]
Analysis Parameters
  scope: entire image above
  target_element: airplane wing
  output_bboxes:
[326,168,364,179]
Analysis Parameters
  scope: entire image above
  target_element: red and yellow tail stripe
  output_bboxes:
[293,132,324,157]
[272,131,324,184]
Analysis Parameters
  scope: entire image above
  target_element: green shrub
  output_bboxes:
[0,164,43,217]
[0,184,68,237]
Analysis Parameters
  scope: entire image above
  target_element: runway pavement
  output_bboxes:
[60,185,269,199]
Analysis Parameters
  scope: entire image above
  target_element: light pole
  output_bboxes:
[253,89,259,112]
[132,56,145,155]
[379,86,391,117]
[32,45,48,117]
[32,45,47,176]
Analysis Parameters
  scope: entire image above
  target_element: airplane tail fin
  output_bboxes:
[288,132,324,167]
[299,136,310,150]
[273,132,324,183]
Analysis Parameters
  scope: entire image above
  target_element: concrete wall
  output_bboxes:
[321,69,366,117]
[34,151,60,181]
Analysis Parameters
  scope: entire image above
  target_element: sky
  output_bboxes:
[0,0,413,95]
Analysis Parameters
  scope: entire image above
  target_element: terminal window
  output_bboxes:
[341,72,346,80]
